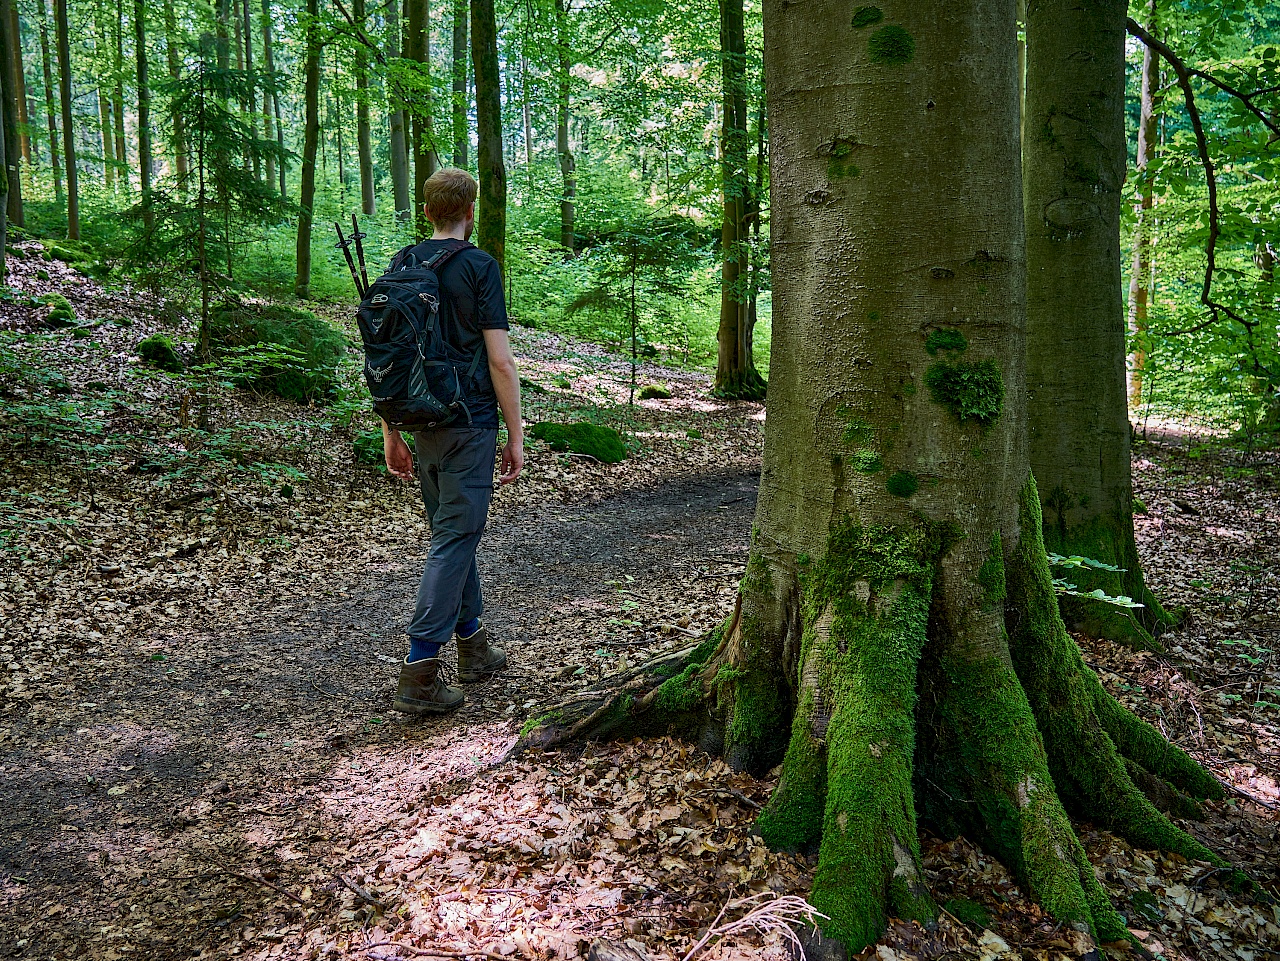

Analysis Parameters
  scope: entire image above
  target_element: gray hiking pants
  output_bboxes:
[407,427,498,647]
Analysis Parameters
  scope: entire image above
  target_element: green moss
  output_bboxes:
[826,140,861,180]
[866,25,914,65]
[209,301,346,402]
[741,552,774,597]
[1132,496,1148,515]
[519,710,563,737]
[756,687,827,853]
[528,422,627,463]
[925,328,969,355]
[885,471,918,498]
[925,359,1004,425]
[842,417,874,447]
[977,532,1006,609]
[943,898,990,931]
[850,449,883,474]
[654,664,705,715]
[136,333,184,373]
[850,5,883,28]
[638,383,672,400]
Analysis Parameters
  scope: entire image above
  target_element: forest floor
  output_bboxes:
[1,247,1278,961]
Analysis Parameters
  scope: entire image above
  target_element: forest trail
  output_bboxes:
[0,467,764,959]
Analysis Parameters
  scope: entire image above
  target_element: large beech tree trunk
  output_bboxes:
[451,0,467,168]
[1024,0,1170,646]
[471,0,504,271]
[712,0,763,400]
[0,0,23,227]
[405,0,437,236]
[53,0,76,239]
[520,1,1229,952]
[294,0,320,297]
[134,0,152,229]
[1127,0,1159,410]
[8,0,28,167]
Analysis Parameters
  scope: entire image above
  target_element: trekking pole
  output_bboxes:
[350,214,371,294]
[333,222,366,297]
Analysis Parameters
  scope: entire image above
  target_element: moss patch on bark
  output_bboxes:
[925,360,1004,425]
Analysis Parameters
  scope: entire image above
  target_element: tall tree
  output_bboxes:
[712,0,764,400]
[36,0,61,202]
[353,0,374,214]
[522,0,1230,952]
[53,0,76,238]
[385,0,410,216]
[112,4,126,183]
[404,0,437,234]
[0,1,7,277]
[553,0,574,251]
[0,0,23,227]
[294,0,321,297]
[260,0,285,198]
[450,0,466,168]
[241,0,260,182]
[133,0,152,228]
[1127,0,1160,409]
[8,1,28,165]
[164,0,188,188]
[1024,0,1170,645]
[471,0,504,269]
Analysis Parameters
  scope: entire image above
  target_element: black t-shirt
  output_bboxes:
[391,240,509,429]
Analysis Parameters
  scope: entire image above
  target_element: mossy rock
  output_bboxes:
[49,242,95,264]
[37,292,77,328]
[638,384,672,400]
[529,421,627,463]
[209,300,346,403]
[35,268,50,281]
[137,333,185,373]
[353,428,414,466]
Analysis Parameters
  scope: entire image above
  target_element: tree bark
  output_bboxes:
[451,0,467,168]
[386,0,410,217]
[553,0,574,251]
[0,0,24,227]
[471,0,504,270]
[134,0,152,228]
[113,5,126,183]
[53,0,76,239]
[98,86,114,188]
[164,0,188,190]
[1024,0,1170,646]
[260,0,285,198]
[712,0,763,400]
[8,1,28,166]
[0,2,7,278]
[519,45,531,185]
[242,0,260,182]
[294,0,321,297]
[1127,0,1159,410]
[404,0,437,236]
[353,0,374,214]
[519,1,1229,952]
[36,0,61,202]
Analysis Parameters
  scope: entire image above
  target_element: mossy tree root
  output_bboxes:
[1009,478,1226,865]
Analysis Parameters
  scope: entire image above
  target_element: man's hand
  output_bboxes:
[498,434,524,485]
[384,428,415,480]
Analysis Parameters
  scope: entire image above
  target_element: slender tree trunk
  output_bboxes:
[164,0,187,189]
[0,0,23,227]
[352,0,374,213]
[471,0,504,269]
[294,0,321,297]
[386,0,410,217]
[405,0,437,235]
[1024,0,1170,645]
[1127,0,1159,410]
[259,1,274,188]
[451,0,467,167]
[260,0,285,198]
[8,2,28,166]
[133,0,151,229]
[98,87,114,187]
[242,0,260,181]
[113,5,126,182]
[37,0,61,202]
[520,45,531,185]
[0,8,7,278]
[519,2,1228,954]
[53,0,76,239]
[712,0,763,400]
[553,0,574,251]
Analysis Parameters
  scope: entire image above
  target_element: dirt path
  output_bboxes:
[1,469,759,959]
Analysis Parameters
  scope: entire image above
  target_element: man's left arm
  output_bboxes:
[483,327,523,484]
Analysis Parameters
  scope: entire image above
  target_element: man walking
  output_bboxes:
[383,168,523,715]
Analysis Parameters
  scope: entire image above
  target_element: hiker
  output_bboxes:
[380,167,524,715]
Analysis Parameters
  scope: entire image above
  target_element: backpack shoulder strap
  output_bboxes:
[388,244,418,272]
[422,239,473,273]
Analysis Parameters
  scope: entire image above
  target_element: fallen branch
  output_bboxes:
[360,941,511,960]
[339,873,390,910]
[682,891,827,961]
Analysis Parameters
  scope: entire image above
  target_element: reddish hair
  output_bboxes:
[423,168,478,227]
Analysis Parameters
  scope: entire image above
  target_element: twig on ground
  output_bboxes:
[360,941,510,960]
[311,679,344,699]
[340,873,390,910]
[192,865,307,904]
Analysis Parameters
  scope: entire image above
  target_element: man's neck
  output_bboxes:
[430,224,468,242]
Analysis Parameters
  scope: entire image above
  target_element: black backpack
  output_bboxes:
[355,241,483,430]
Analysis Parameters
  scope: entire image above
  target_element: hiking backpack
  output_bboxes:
[355,241,484,430]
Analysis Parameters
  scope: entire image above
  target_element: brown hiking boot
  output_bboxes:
[456,623,506,683]
[391,657,465,714]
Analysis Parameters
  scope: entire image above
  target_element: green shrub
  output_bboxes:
[354,427,414,466]
[137,333,184,373]
[520,376,548,394]
[638,383,672,400]
[529,421,627,463]
[37,292,76,328]
[209,301,347,403]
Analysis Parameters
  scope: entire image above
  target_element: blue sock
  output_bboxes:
[457,617,480,639]
[407,637,443,663]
